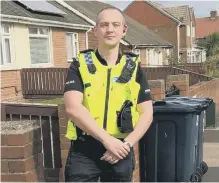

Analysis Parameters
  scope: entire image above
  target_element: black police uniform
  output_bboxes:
[64,50,152,182]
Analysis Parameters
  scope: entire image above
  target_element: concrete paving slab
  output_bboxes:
[203,129,219,182]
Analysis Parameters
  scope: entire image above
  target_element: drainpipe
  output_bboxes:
[177,23,181,63]
[85,27,93,49]
[190,21,193,63]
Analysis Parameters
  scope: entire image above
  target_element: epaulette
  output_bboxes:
[80,49,94,54]
[123,52,138,57]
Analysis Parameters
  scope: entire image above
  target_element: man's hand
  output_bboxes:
[102,136,130,160]
[100,150,119,164]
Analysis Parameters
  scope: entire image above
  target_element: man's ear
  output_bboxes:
[122,25,128,36]
[93,27,97,37]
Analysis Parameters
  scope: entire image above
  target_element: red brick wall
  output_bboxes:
[1,121,44,182]
[166,74,190,96]
[124,1,175,27]
[166,75,219,125]
[0,70,23,101]
[52,28,87,68]
[180,26,187,49]
[78,31,86,51]
[148,79,165,100]
[52,28,68,68]
[124,2,179,60]
[188,79,219,123]
[88,31,98,49]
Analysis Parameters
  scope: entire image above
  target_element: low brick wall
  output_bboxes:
[188,78,219,125]
[148,79,165,100]
[166,74,190,96]
[0,70,23,102]
[1,120,44,182]
[57,104,69,182]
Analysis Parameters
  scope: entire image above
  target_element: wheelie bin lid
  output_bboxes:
[153,100,205,114]
[164,96,213,111]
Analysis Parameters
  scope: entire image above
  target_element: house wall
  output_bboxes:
[140,47,172,66]
[52,28,68,68]
[124,1,176,27]
[1,24,28,101]
[0,24,31,71]
[180,26,187,49]
[13,24,31,69]
[148,25,179,62]
[88,31,98,50]
[0,70,22,101]
[124,1,179,60]
[52,28,87,68]
[1,23,87,101]
[140,48,147,65]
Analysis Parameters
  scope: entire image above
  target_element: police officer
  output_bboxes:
[64,7,153,182]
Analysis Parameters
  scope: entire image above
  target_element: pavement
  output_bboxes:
[202,128,219,182]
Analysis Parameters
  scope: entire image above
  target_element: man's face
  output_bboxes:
[94,9,127,48]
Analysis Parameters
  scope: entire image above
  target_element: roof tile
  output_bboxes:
[196,16,219,38]
[64,0,172,46]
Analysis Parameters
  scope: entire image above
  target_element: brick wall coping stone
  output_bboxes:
[1,120,40,134]
[1,101,57,106]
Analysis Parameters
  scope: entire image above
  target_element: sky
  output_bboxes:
[104,1,219,18]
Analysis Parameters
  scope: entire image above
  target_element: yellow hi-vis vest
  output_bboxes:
[65,50,141,140]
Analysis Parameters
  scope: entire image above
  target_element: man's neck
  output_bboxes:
[97,45,120,66]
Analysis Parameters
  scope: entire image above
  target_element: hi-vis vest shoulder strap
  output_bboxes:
[65,50,141,140]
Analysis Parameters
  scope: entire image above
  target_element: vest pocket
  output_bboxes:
[117,100,134,133]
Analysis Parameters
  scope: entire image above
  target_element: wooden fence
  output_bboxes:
[143,66,213,86]
[1,102,61,170]
[20,67,213,97]
[20,68,68,96]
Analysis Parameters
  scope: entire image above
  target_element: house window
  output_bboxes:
[0,24,12,65]
[166,49,170,57]
[147,49,154,65]
[146,49,150,65]
[66,32,79,61]
[186,25,191,37]
[158,52,163,65]
[29,27,50,64]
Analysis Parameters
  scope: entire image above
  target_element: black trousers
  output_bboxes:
[65,136,135,182]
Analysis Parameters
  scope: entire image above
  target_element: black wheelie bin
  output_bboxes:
[164,96,213,177]
[139,98,212,182]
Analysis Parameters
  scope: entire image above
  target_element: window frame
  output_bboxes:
[0,24,13,66]
[28,26,52,66]
[66,32,79,62]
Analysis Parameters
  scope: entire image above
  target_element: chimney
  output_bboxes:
[210,10,218,20]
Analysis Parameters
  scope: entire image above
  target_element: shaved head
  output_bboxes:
[96,7,126,26]
[93,7,128,49]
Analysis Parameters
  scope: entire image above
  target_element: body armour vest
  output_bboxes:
[65,50,141,140]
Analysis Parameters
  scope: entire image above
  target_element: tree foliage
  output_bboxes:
[204,55,219,78]
[199,32,219,57]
